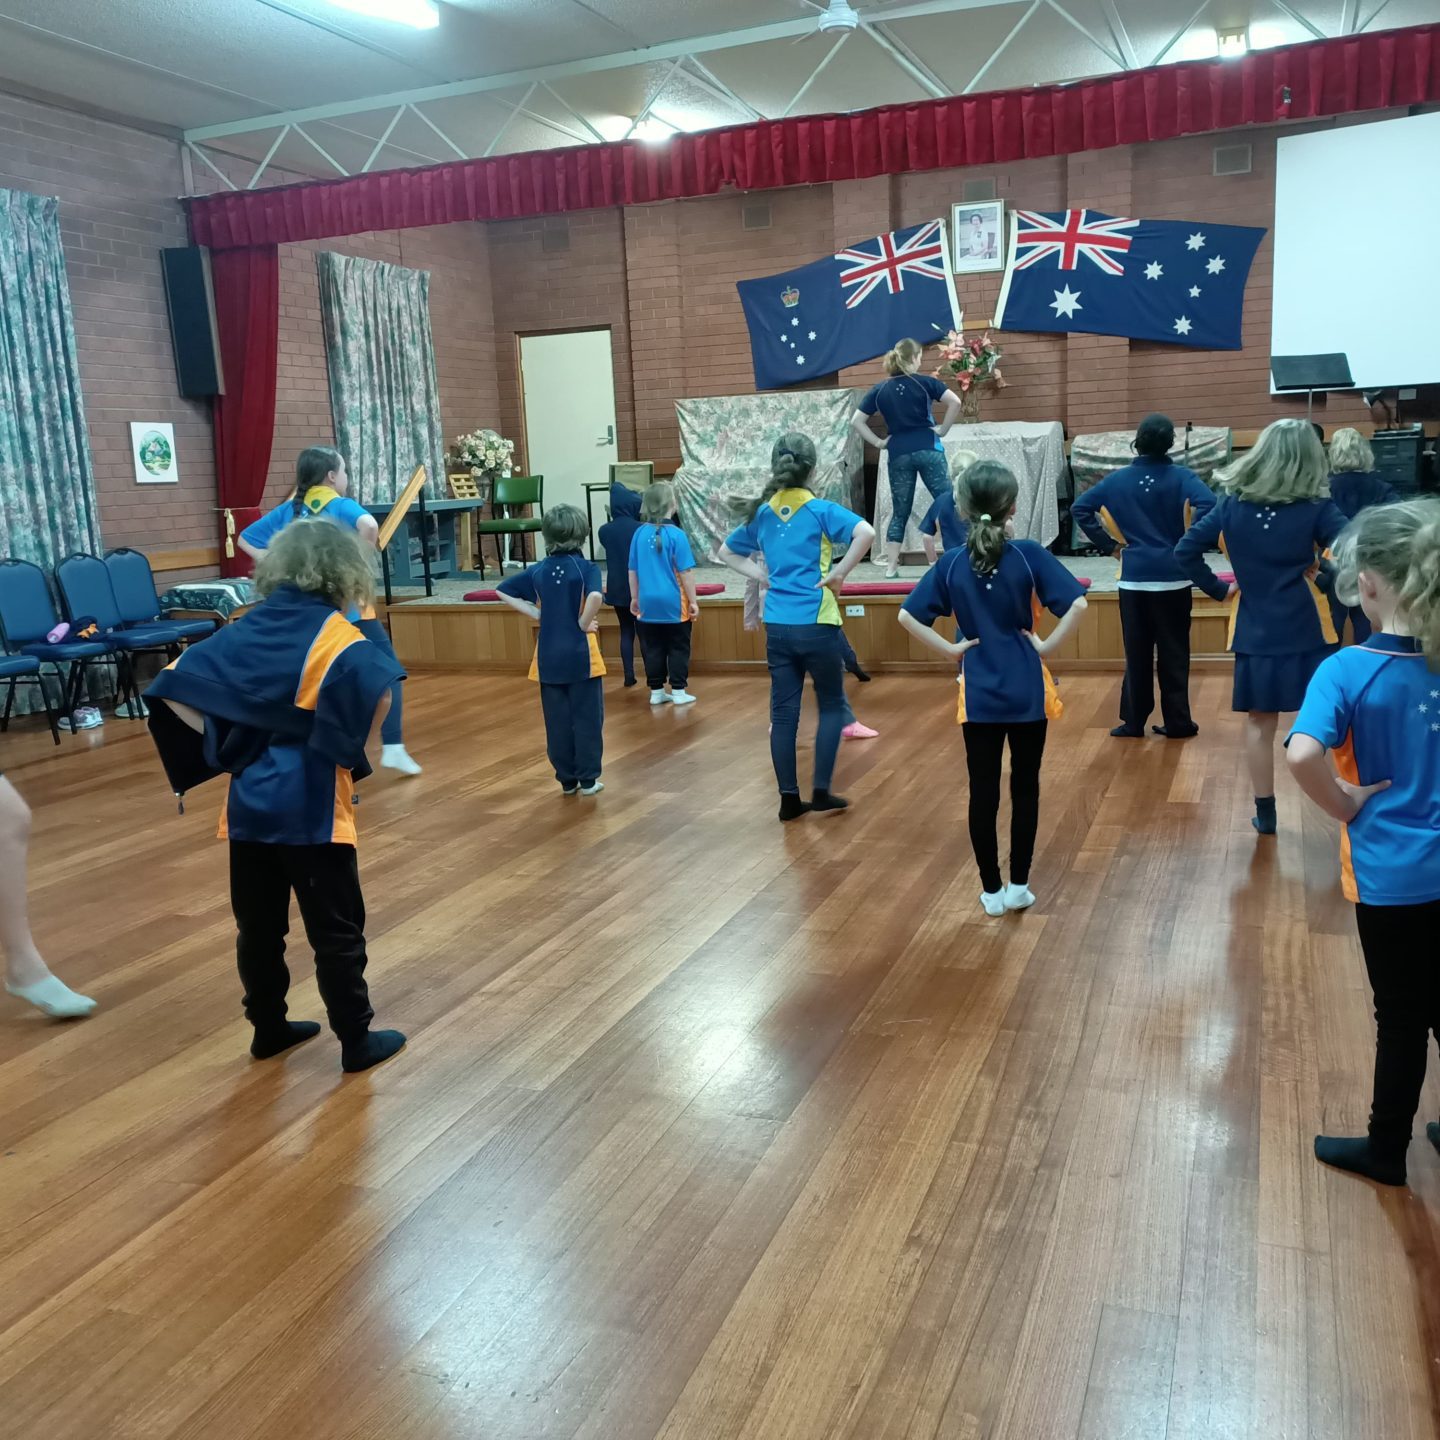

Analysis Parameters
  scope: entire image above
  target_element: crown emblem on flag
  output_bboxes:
[781,286,800,307]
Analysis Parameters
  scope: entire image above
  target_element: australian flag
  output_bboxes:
[994,209,1265,350]
[737,219,960,390]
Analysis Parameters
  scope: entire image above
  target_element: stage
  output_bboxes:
[384,559,1238,674]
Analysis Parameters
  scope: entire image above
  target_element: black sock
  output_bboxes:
[778,792,809,822]
[850,663,871,682]
[1110,724,1143,738]
[1313,1134,1406,1187]
[1252,795,1277,835]
[810,789,849,813]
[1428,1121,1439,1155]
[341,1029,407,1073]
[250,1020,321,1059]
[1152,725,1197,738]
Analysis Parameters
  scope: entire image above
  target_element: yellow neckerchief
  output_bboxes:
[303,485,343,515]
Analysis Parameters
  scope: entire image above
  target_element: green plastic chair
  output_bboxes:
[474,474,544,577]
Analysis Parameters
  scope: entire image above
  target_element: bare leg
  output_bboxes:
[1245,711,1280,835]
[1,777,95,1016]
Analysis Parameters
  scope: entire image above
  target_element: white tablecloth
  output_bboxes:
[872,421,1065,562]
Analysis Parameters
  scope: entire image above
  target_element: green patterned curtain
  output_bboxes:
[316,252,444,506]
[0,189,99,566]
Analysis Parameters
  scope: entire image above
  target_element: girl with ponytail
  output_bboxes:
[899,461,1088,916]
[852,339,963,577]
[628,482,700,705]
[721,433,876,821]
[1287,497,1440,1188]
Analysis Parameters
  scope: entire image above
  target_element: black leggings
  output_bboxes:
[962,720,1048,894]
[613,605,636,681]
[1355,899,1440,1161]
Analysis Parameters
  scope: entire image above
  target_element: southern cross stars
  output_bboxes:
[1144,261,1164,280]
[1174,316,1193,335]
[1050,284,1082,318]
[1189,285,1202,298]
[1186,232,1206,251]
[1206,256,1227,275]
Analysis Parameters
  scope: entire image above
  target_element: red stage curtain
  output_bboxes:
[186,24,1440,249]
[210,245,279,576]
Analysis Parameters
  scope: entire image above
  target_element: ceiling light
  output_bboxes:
[320,0,439,29]
[1217,27,1248,57]
[1176,26,1219,61]
[1247,22,1290,49]
[595,114,677,144]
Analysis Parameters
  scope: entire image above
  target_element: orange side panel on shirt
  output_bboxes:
[295,612,365,712]
[1097,505,1127,580]
[332,768,357,847]
[1333,732,1360,902]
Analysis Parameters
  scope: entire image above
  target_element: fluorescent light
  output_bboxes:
[595,114,678,144]
[1217,26,1248,57]
[1247,22,1291,49]
[320,0,440,28]
[1176,25,1219,61]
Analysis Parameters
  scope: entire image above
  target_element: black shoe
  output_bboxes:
[1152,725,1198,739]
[849,664,872,682]
[341,1029,407,1073]
[778,793,810,823]
[1109,724,1144,738]
[1314,1134,1407,1187]
[810,789,850,814]
[623,676,637,688]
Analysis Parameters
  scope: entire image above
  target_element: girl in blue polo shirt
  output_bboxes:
[720,433,876,821]
[920,446,978,565]
[900,461,1087,916]
[629,482,700,707]
[1325,428,1399,644]
[1073,413,1217,740]
[497,505,607,796]
[1286,497,1440,1187]
[1176,419,1347,835]
[853,338,962,578]
[238,446,421,778]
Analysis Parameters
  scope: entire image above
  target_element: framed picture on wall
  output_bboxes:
[130,422,178,484]
[951,200,1006,274]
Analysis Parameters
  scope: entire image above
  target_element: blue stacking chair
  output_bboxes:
[0,559,118,721]
[55,554,190,718]
[104,548,216,644]
[0,654,59,745]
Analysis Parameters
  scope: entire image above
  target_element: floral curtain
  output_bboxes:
[316,252,444,507]
[0,188,99,568]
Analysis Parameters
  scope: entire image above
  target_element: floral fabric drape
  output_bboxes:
[0,188,98,567]
[316,252,444,506]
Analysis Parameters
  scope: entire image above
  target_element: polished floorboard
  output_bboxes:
[1,671,1437,1440]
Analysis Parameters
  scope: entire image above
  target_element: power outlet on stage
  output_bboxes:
[845,605,865,617]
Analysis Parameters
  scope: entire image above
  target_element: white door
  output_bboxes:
[519,329,618,555]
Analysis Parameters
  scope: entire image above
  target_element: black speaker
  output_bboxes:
[160,246,224,398]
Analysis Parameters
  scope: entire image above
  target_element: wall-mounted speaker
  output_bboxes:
[160,246,224,399]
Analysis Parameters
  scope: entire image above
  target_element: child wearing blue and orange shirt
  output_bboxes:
[1287,498,1440,1187]
[1073,413,1217,740]
[900,461,1088,916]
[629,482,700,707]
[1176,419,1347,835]
[720,432,876,821]
[146,522,406,1072]
[497,505,607,795]
[1324,428,1399,644]
[597,481,643,688]
[919,446,978,566]
[238,445,421,777]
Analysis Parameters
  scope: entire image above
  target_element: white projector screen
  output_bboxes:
[1272,112,1440,391]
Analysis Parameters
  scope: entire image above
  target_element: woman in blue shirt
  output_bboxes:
[238,446,420,778]
[900,461,1087,916]
[1177,419,1346,836]
[1325,428,1399,644]
[720,433,876,822]
[853,338,962,578]
[1287,498,1440,1187]
[1072,413,1218,740]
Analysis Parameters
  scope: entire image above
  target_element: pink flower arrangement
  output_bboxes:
[936,329,1005,393]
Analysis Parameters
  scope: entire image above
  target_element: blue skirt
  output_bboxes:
[1232,646,1335,714]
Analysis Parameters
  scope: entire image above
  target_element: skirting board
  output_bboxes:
[386,591,1239,675]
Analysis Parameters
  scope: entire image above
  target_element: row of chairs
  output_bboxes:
[0,549,215,745]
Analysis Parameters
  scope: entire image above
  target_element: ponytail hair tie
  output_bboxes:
[980,513,992,522]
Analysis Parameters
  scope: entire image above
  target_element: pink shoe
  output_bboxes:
[842,721,879,740]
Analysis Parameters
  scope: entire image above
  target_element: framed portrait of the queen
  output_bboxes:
[951,200,1006,274]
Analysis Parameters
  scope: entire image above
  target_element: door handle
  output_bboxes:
[597,425,614,446]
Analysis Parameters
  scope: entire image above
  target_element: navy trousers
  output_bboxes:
[539,678,604,786]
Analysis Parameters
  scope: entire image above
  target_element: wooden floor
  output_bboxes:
[1,671,1437,1440]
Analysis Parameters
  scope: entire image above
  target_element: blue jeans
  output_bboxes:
[539,678,604,786]
[887,447,949,544]
[766,624,846,795]
[356,618,404,745]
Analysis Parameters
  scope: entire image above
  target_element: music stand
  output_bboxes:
[377,465,430,608]
[1271,353,1353,423]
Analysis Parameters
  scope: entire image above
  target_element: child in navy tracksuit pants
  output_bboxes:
[597,481,642,687]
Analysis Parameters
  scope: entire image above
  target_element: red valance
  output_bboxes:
[186,23,1440,249]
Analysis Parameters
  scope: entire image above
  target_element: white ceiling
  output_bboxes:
[0,0,1435,185]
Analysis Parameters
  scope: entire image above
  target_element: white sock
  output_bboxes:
[6,975,97,1018]
[671,689,696,705]
[380,744,422,775]
[980,891,1006,917]
[650,690,671,705]
[1003,883,1036,911]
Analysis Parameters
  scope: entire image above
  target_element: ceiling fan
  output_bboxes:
[794,0,912,41]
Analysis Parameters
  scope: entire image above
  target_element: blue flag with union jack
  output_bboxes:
[737,219,960,390]
[994,208,1265,349]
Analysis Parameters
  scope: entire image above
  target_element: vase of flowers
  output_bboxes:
[935,330,1005,423]
[449,428,515,490]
